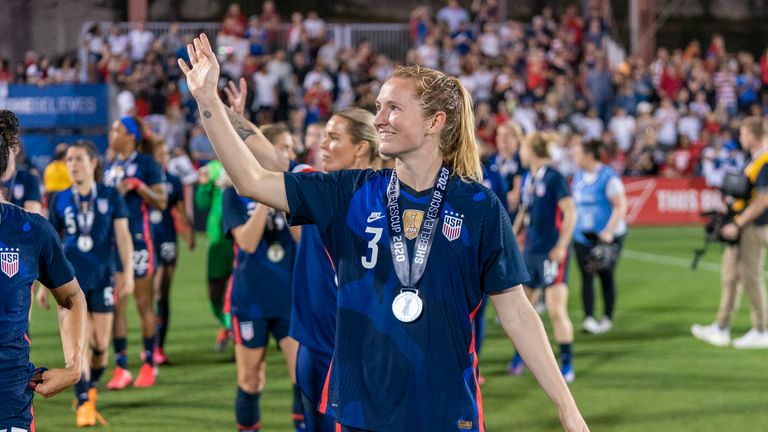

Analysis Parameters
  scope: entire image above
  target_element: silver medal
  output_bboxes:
[150,209,163,224]
[392,290,423,323]
[267,243,285,263]
[77,235,94,252]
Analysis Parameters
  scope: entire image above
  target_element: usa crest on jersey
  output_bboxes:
[442,211,464,241]
[1,248,20,278]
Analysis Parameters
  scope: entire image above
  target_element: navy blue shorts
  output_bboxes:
[83,272,115,313]
[154,240,178,266]
[232,315,290,349]
[296,344,335,432]
[524,252,570,289]
[0,387,35,431]
[114,236,156,278]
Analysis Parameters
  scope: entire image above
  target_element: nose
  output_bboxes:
[373,108,387,129]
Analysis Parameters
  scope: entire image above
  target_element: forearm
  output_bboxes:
[196,93,288,211]
[115,224,134,277]
[557,208,576,248]
[603,196,627,235]
[137,184,168,210]
[225,106,290,172]
[496,290,578,410]
[736,194,768,225]
[233,206,268,252]
[53,282,88,372]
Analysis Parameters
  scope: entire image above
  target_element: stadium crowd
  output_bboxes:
[3,1,768,431]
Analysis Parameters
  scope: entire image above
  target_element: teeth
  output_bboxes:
[379,131,394,138]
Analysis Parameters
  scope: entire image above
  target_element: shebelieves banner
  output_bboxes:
[623,177,725,226]
[0,83,109,128]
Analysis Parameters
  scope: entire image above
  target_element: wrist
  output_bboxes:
[733,216,744,228]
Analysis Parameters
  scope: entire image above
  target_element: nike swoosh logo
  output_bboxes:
[367,214,386,223]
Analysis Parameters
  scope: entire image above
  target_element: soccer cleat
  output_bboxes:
[106,367,133,390]
[561,364,575,384]
[76,401,95,427]
[732,328,768,349]
[133,363,158,388]
[599,316,613,333]
[581,316,602,334]
[507,353,525,375]
[691,322,730,347]
[214,328,230,352]
[153,347,169,365]
[88,388,98,404]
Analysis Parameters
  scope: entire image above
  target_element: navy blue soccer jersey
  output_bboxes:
[49,184,128,291]
[222,187,295,320]
[2,169,41,208]
[284,168,529,432]
[290,224,337,356]
[151,172,183,244]
[0,203,75,398]
[103,152,164,237]
[521,165,571,255]
[482,156,510,204]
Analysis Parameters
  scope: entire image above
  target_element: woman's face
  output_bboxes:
[154,143,170,167]
[496,125,519,156]
[66,146,96,184]
[108,120,133,153]
[374,77,432,159]
[272,131,296,162]
[571,139,587,169]
[319,116,363,172]
[519,141,532,167]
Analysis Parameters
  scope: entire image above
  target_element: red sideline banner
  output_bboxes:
[623,177,725,226]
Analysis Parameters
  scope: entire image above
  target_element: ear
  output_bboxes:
[426,111,447,136]
[354,140,370,160]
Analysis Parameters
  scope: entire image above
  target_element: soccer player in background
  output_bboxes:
[222,123,302,432]
[151,139,196,364]
[224,77,379,431]
[508,132,578,383]
[43,140,134,426]
[0,109,88,432]
[1,140,42,213]
[180,34,589,431]
[103,116,168,389]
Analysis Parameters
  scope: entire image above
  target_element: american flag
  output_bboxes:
[1,251,19,278]
[442,213,463,241]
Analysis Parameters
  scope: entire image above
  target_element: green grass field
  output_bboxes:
[30,226,768,431]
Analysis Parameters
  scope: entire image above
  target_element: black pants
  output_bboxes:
[574,235,625,319]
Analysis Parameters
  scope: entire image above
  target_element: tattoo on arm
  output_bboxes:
[61,286,82,309]
[203,110,212,119]
[225,107,257,141]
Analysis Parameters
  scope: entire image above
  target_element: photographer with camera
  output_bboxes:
[571,138,627,335]
[692,117,768,349]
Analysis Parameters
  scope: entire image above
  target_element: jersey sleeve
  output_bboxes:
[35,215,76,288]
[283,169,363,231]
[111,188,129,220]
[23,172,42,203]
[143,158,164,187]
[48,193,63,232]
[221,186,249,238]
[553,171,571,201]
[755,164,768,193]
[479,194,530,294]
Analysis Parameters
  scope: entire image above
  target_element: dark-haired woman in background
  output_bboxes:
[571,138,627,335]
[44,141,134,426]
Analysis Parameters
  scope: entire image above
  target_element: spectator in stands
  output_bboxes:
[129,21,155,63]
[304,11,326,58]
[157,21,184,57]
[259,0,281,53]
[43,143,73,204]
[221,3,247,38]
[608,107,636,154]
[437,0,470,33]
[408,6,431,47]
[189,119,216,164]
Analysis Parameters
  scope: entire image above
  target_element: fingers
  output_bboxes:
[194,37,205,61]
[239,77,247,93]
[178,58,191,76]
[200,32,213,55]
[186,43,198,65]
[223,86,234,104]
[227,80,239,95]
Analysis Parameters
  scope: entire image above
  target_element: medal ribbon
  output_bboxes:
[72,184,97,236]
[385,164,450,289]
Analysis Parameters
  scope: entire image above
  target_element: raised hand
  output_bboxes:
[223,78,248,116]
[178,33,220,100]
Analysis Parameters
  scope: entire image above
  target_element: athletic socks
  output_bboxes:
[157,297,169,349]
[74,372,89,406]
[113,337,128,369]
[292,384,306,430]
[560,343,573,367]
[236,387,261,431]
[90,367,105,388]
[143,337,155,366]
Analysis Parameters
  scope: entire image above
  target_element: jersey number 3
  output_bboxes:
[361,226,383,269]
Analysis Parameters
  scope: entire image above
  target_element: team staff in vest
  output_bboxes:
[571,138,627,335]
